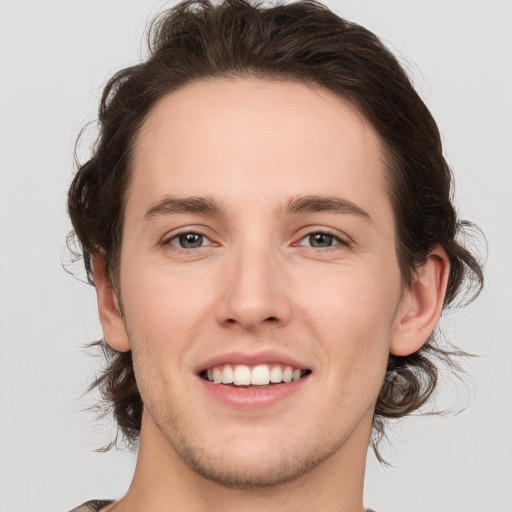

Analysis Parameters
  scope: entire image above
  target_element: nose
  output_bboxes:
[215,244,292,331]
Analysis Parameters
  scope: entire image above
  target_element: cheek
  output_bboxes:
[300,260,400,320]
[123,274,202,400]
[122,263,212,329]
[296,261,401,363]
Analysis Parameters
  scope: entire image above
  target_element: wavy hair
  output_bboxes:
[68,0,484,457]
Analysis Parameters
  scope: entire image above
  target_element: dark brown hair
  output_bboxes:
[68,0,484,456]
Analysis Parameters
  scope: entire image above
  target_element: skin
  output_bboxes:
[94,78,449,512]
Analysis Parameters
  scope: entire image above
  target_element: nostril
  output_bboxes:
[221,314,281,329]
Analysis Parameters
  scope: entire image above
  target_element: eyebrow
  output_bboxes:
[144,196,225,220]
[143,194,372,223]
[284,195,372,222]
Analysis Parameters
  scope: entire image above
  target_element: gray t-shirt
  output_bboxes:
[70,501,378,512]
[69,501,114,512]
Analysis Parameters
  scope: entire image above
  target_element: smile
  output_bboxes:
[201,363,311,387]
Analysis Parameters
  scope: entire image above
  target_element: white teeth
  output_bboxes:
[269,365,283,383]
[213,367,222,384]
[251,364,270,385]
[205,363,307,386]
[221,364,234,384]
[233,365,251,385]
[282,366,293,383]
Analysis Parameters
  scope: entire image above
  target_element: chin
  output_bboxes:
[179,448,330,489]
[160,423,343,490]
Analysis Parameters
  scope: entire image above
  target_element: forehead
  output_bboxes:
[128,78,391,224]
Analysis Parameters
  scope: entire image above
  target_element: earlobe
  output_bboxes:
[390,246,450,356]
[92,256,131,353]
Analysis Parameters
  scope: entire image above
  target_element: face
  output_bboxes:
[112,78,406,487]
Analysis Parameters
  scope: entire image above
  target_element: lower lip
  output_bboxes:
[198,375,310,410]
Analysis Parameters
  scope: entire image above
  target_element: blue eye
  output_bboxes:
[169,232,206,249]
[299,232,342,248]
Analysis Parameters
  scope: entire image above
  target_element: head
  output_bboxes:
[68,0,483,470]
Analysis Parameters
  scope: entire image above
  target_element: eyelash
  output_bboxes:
[164,231,214,251]
[163,229,350,252]
[295,230,349,251]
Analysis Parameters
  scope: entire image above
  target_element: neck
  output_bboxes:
[113,413,370,512]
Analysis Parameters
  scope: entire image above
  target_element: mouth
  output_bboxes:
[199,363,312,389]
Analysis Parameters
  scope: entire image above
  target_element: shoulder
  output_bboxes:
[68,500,115,512]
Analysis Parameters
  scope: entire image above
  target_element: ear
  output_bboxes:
[390,246,450,356]
[92,256,131,353]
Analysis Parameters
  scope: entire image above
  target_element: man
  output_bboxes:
[67,0,483,510]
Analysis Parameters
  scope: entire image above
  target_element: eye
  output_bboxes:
[297,232,344,249]
[167,232,210,249]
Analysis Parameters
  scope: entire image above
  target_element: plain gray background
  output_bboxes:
[0,1,511,511]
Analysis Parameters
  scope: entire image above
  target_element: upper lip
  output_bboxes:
[196,350,311,373]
